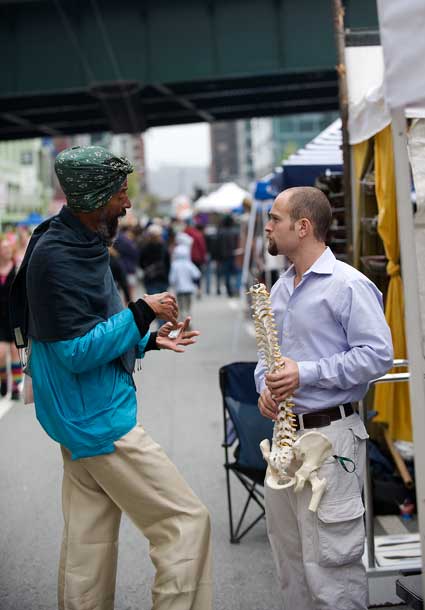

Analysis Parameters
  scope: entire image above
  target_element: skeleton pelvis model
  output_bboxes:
[249,283,333,512]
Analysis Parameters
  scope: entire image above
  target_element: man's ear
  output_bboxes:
[298,218,310,238]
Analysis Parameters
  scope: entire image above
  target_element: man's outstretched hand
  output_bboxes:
[156,317,200,352]
[143,292,178,325]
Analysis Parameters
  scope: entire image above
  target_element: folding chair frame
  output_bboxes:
[220,365,268,544]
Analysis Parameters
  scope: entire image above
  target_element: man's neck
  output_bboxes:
[292,243,327,284]
[71,208,100,233]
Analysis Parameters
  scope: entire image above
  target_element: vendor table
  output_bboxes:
[360,362,423,605]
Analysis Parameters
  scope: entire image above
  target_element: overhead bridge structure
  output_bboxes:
[0,0,377,139]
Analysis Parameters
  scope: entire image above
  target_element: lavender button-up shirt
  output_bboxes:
[254,247,393,413]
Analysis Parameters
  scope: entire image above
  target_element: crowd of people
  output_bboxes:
[0,227,30,401]
[109,212,249,317]
[0,205,257,402]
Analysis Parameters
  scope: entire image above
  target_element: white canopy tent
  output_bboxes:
[376,4,425,598]
[346,44,425,146]
[346,0,425,601]
[284,118,343,166]
[193,182,251,214]
[280,119,343,191]
[346,28,425,347]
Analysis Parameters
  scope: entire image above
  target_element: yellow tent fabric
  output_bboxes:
[373,125,411,441]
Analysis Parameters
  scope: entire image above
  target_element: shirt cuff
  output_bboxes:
[297,361,320,386]
[256,377,267,395]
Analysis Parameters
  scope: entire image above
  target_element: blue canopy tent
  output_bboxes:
[254,167,284,201]
[16,211,45,226]
[282,163,342,188]
[281,119,343,188]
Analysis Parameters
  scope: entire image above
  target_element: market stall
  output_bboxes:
[346,0,425,602]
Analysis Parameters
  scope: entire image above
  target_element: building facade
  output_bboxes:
[0,139,53,223]
[210,111,340,189]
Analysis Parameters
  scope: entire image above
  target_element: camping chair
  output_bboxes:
[219,361,274,543]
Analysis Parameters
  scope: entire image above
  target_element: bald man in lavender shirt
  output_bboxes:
[255,187,393,610]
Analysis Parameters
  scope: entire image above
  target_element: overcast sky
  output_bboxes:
[144,123,211,170]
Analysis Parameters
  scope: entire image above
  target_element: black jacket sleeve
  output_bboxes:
[128,299,156,338]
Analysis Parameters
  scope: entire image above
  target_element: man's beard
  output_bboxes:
[267,238,278,256]
[96,209,122,245]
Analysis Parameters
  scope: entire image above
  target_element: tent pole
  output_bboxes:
[332,0,353,265]
[390,108,425,594]
[239,197,258,299]
[261,205,272,291]
[232,197,258,356]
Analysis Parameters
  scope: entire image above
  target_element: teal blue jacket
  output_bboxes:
[29,308,151,460]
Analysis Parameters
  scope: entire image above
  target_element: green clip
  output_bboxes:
[333,454,356,473]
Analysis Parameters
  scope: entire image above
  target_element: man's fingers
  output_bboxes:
[262,390,278,408]
[266,372,284,380]
[264,384,295,403]
[180,317,191,333]
[163,313,178,325]
[259,395,278,420]
[259,404,277,420]
[264,396,278,410]
[181,330,200,339]
[266,379,293,392]
[273,390,294,402]
[163,304,178,318]
[266,374,290,385]
[177,338,197,346]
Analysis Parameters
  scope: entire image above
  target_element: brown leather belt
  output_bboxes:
[295,403,354,430]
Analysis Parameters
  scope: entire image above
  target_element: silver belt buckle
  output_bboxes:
[297,413,305,430]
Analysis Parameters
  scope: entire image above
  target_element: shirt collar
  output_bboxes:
[281,246,336,280]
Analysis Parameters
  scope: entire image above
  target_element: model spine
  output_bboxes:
[250,282,297,481]
[250,282,334,511]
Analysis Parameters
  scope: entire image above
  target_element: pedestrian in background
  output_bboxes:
[139,224,170,295]
[169,242,201,320]
[0,237,22,400]
[14,226,31,270]
[114,225,140,300]
[109,245,131,305]
[203,225,220,295]
[184,219,207,298]
[216,215,239,297]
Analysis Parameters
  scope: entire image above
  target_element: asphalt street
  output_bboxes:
[0,292,408,610]
[0,294,284,610]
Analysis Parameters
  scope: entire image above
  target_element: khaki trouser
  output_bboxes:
[58,424,212,610]
[265,413,369,610]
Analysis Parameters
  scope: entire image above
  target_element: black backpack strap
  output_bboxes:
[10,257,29,348]
[9,217,54,348]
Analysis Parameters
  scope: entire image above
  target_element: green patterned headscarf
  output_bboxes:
[55,145,133,212]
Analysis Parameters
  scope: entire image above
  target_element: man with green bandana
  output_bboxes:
[11,145,213,610]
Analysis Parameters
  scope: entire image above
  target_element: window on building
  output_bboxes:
[21,151,33,165]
